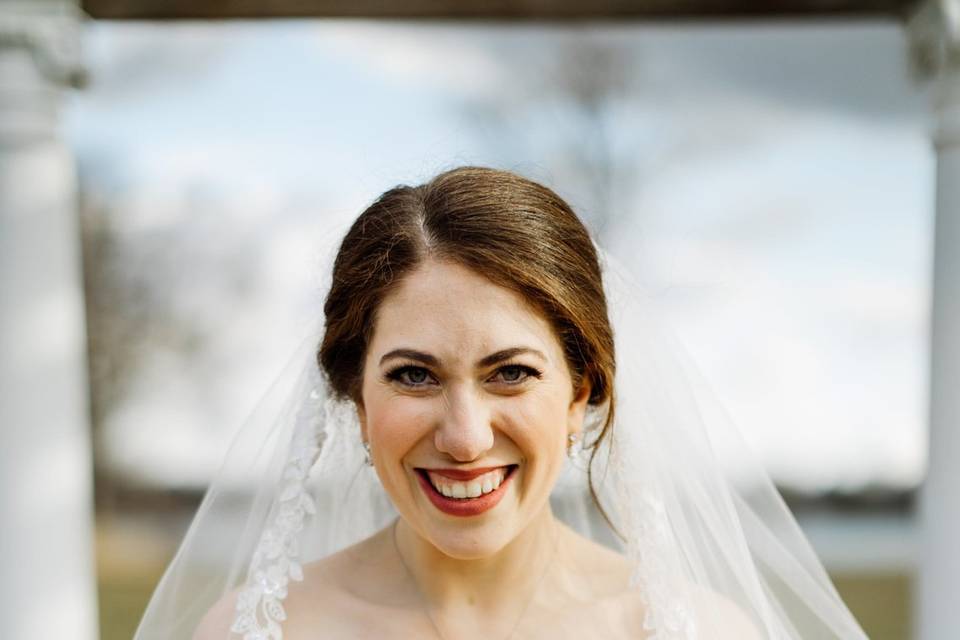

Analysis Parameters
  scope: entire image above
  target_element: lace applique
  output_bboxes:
[632,491,697,640]
[610,429,696,640]
[230,381,350,640]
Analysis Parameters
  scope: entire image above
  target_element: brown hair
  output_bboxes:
[318,166,617,527]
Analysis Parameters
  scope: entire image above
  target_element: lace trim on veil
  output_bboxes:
[230,379,350,640]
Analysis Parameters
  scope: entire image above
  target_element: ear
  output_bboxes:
[567,379,592,437]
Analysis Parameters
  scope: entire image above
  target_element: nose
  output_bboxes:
[434,388,495,462]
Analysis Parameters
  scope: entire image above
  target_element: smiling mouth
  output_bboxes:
[415,465,518,517]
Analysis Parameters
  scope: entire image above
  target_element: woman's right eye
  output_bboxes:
[386,366,435,388]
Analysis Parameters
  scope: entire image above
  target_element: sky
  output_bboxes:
[66,19,934,492]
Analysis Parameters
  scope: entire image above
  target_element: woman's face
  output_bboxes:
[358,259,590,559]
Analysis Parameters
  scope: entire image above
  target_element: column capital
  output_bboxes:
[0,2,84,144]
[0,1,85,88]
[909,0,960,149]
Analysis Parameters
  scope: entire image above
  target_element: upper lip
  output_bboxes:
[418,465,513,481]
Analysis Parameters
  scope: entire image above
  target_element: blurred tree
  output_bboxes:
[462,37,640,241]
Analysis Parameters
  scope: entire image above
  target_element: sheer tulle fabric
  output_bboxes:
[134,253,867,640]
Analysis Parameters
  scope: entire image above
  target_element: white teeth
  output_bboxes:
[427,468,507,500]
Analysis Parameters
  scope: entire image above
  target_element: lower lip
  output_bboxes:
[416,467,516,517]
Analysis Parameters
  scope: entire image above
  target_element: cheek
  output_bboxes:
[366,396,434,463]
[507,392,569,461]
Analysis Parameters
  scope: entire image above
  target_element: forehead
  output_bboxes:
[367,260,563,366]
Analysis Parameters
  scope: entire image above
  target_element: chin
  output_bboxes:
[424,520,519,560]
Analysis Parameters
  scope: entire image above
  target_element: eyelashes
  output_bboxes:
[494,364,541,384]
[385,365,434,388]
[383,363,543,390]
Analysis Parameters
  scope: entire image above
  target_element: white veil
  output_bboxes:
[133,243,868,639]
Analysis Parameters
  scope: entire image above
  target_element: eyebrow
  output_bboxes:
[379,347,547,368]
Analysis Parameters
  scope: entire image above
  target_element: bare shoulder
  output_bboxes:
[192,588,239,640]
[689,586,764,640]
[193,534,402,640]
[193,536,372,640]
[559,529,761,640]
[607,584,762,640]
[190,574,342,640]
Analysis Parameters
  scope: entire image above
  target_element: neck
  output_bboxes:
[393,505,561,616]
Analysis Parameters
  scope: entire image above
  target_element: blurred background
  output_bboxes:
[6,1,958,639]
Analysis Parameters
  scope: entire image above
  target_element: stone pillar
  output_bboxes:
[909,1,960,638]
[0,2,97,639]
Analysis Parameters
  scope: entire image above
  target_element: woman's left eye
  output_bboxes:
[491,365,541,385]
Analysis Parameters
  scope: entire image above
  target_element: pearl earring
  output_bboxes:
[362,441,373,466]
[567,433,581,459]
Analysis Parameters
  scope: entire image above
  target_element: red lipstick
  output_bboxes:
[416,466,516,517]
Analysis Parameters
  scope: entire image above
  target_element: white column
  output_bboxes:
[910,2,960,639]
[0,2,97,639]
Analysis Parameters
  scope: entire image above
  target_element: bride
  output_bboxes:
[136,166,868,639]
